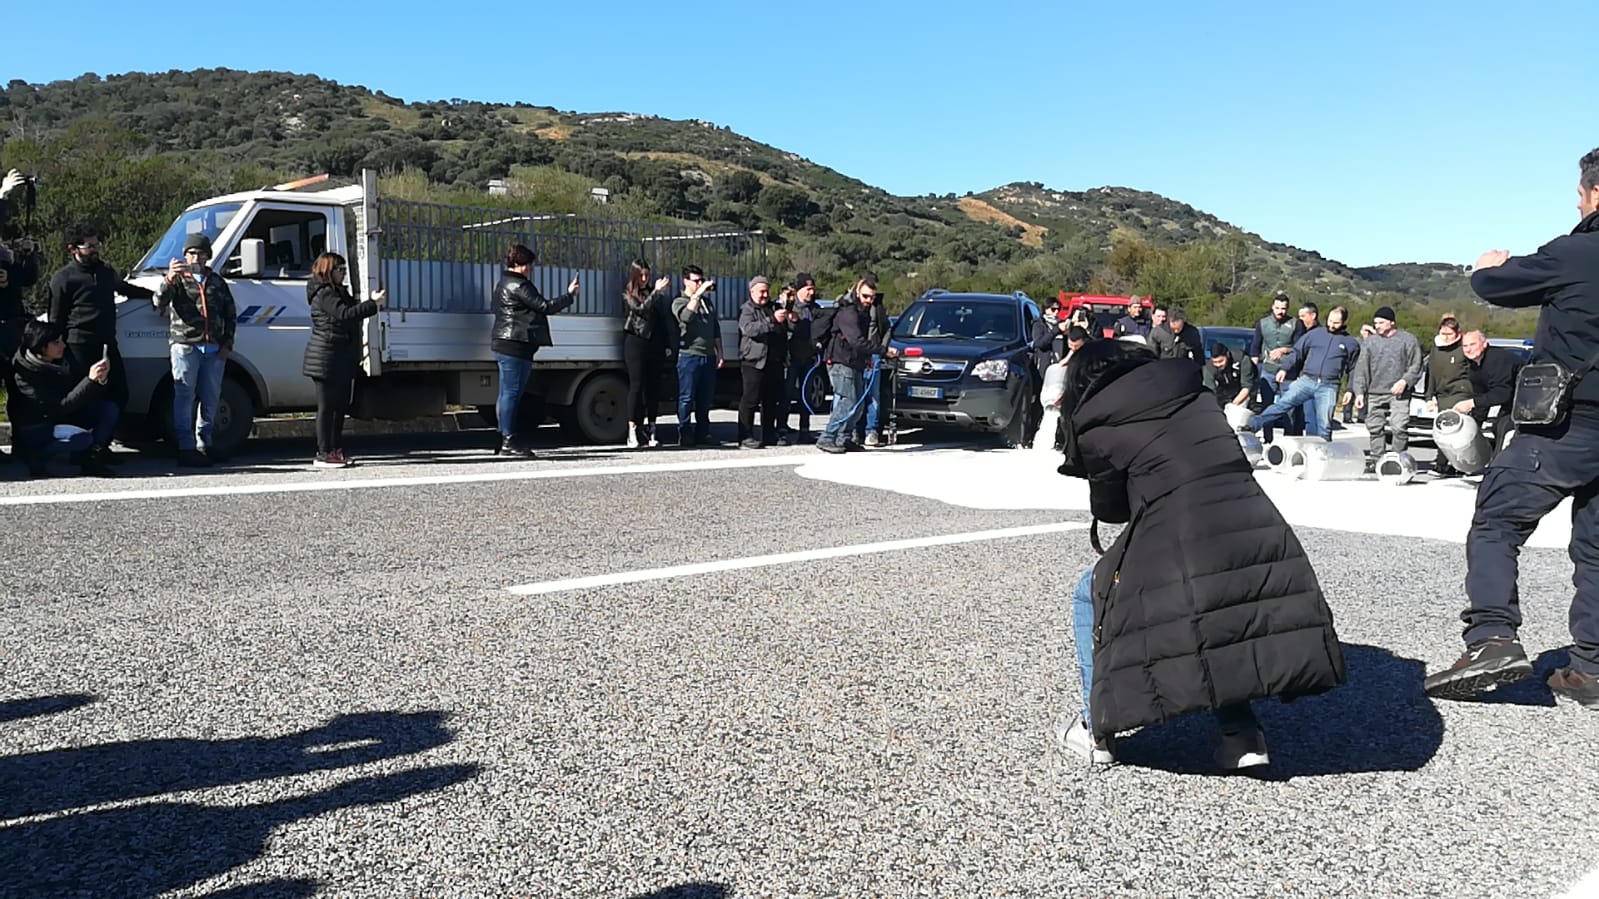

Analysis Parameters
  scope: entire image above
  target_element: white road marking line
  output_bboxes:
[0,454,820,507]
[506,521,1089,596]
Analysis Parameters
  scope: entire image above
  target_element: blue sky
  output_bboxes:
[6,0,1594,267]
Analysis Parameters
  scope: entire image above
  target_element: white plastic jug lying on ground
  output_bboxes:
[1264,436,1318,474]
[1376,451,1417,485]
[1291,440,1368,481]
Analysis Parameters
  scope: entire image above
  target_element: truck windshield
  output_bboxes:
[134,203,244,273]
[893,302,1019,341]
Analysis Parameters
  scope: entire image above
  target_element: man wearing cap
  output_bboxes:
[1113,296,1152,339]
[782,273,819,441]
[736,276,791,449]
[1347,306,1421,466]
[154,233,237,466]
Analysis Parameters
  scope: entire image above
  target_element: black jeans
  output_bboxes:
[312,370,353,454]
[1463,415,1599,674]
[623,333,665,425]
[66,337,129,410]
[738,361,784,443]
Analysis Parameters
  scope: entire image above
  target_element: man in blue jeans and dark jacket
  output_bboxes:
[1246,313,1360,439]
[816,278,876,454]
[1425,147,1599,709]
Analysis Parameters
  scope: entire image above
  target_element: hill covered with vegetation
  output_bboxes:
[0,69,1531,335]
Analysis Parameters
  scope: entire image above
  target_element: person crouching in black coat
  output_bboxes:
[7,319,118,477]
[1052,339,1345,769]
[302,253,385,469]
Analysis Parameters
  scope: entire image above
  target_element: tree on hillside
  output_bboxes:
[719,170,762,204]
[758,184,816,228]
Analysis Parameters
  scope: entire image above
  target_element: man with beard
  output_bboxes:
[1251,291,1307,440]
[1424,147,1599,710]
[47,223,155,419]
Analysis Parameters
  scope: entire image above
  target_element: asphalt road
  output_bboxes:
[2,423,1595,898]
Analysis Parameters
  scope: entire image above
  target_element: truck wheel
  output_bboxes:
[211,377,256,457]
[563,372,628,444]
[154,375,256,457]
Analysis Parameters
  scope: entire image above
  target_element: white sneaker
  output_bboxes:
[1054,714,1116,765]
[626,428,640,449]
[1215,726,1270,770]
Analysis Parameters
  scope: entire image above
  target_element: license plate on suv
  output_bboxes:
[908,386,943,400]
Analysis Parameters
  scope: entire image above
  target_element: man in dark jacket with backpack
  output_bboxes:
[816,279,876,454]
[1425,147,1599,710]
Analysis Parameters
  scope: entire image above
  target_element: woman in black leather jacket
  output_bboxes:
[621,258,674,448]
[302,253,384,469]
[491,243,578,456]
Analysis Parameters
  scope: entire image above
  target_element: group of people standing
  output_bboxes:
[486,250,895,457]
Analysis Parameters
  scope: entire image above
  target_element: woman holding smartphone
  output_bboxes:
[302,253,384,469]
[621,259,673,448]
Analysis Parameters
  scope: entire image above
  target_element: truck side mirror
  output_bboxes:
[238,239,266,278]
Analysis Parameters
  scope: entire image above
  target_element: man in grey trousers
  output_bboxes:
[1348,305,1423,463]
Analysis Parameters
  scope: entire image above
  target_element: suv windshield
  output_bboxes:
[893,301,1019,341]
[134,203,243,273]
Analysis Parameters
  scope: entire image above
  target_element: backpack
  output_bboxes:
[812,303,840,359]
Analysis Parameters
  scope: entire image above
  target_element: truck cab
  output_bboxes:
[118,181,361,454]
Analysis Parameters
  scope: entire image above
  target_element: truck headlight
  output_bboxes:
[971,359,1010,382]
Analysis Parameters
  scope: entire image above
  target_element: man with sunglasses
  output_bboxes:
[154,233,238,466]
[47,223,154,421]
[671,265,724,447]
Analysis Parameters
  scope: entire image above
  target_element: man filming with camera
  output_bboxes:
[0,170,40,369]
[1425,147,1599,710]
[155,234,238,467]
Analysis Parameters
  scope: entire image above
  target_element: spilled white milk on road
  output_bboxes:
[794,446,1574,549]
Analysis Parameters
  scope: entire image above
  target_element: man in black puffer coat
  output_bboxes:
[1053,339,1346,768]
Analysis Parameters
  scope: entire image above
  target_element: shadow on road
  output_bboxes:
[1113,644,1446,778]
[1,709,478,897]
[0,693,95,724]
[630,884,732,899]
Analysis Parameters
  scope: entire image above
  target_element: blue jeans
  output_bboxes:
[676,353,716,441]
[820,364,865,446]
[1071,565,1257,731]
[1250,376,1335,439]
[14,399,119,460]
[171,344,226,452]
[494,352,535,438]
[859,355,883,436]
[1255,374,1303,440]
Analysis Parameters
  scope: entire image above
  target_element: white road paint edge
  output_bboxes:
[506,521,1089,596]
[0,454,821,507]
[1557,865,1599,899]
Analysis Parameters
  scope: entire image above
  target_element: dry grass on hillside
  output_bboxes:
[957,197,1048,247]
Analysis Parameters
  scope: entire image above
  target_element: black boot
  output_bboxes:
[78,446,116,477]
[499,434,535,458]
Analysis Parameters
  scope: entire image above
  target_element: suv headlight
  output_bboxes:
[971,359,1010,382]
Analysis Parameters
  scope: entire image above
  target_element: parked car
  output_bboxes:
[887,290,1041,445]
